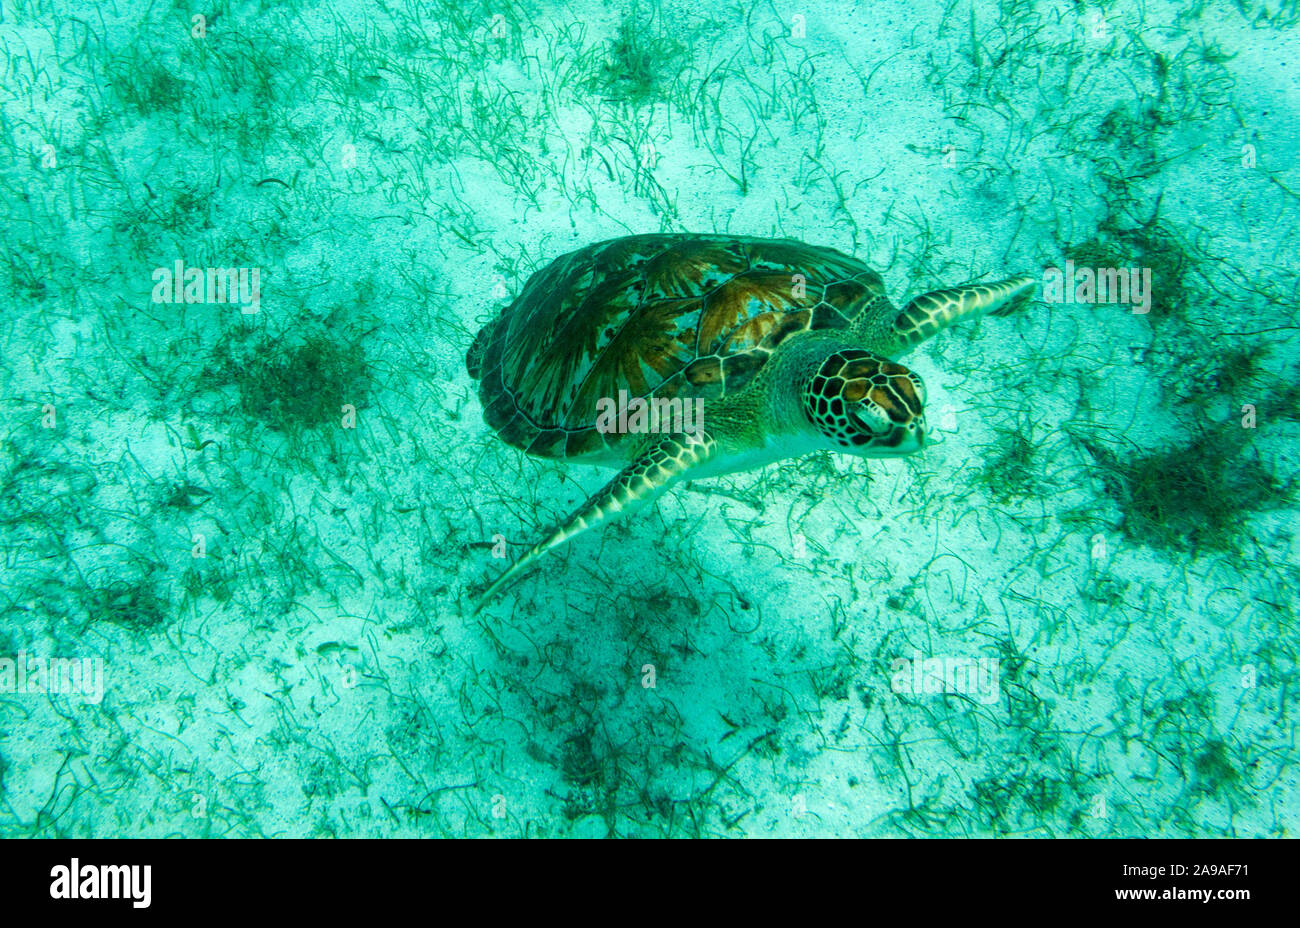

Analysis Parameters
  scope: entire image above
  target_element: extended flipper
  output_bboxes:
[472,431,716,612]
[891,275,1037,350]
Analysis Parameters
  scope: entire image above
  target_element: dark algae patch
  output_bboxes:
[1083,427,1290,555]
[84,579,171,633]
[211,329,370,432]
[976,427,1039,503]
[586,4,685,104]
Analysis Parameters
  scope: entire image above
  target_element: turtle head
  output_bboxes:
[802,350,927,456]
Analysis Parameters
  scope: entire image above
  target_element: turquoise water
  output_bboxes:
[0,0,1296,837]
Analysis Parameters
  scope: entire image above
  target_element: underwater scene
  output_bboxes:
[0,0,1297,839]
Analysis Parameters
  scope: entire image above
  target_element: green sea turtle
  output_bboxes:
[467,233,1035,610]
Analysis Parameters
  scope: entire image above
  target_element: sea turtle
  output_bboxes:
[467,233,1035,610]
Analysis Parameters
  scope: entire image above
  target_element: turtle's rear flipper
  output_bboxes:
[472,431,716,613]
[892,275,1037,350]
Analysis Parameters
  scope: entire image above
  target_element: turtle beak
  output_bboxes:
[846,406,925,456]
[903,416,926,452]
[879,415,926,455]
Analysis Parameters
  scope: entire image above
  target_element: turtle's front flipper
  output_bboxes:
[891,275,1037,350]
[472,432,716,613]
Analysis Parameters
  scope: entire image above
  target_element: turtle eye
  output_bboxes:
[848,403,891,436]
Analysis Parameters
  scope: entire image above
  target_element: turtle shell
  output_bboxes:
[470,233,885,460]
